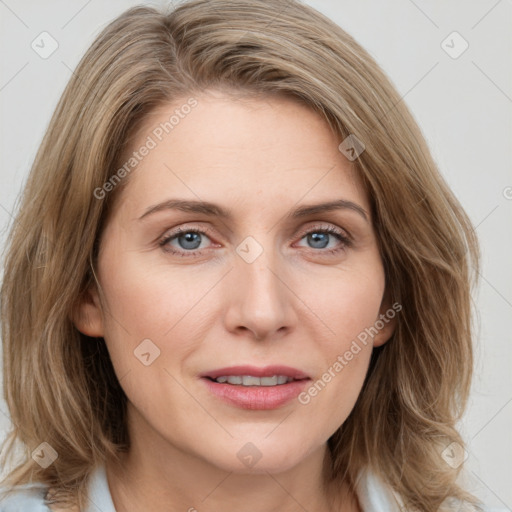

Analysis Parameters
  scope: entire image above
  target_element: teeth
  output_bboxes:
[214,375,294,386]
[242,376,261,386]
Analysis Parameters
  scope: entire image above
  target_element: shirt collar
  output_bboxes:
[354,466,405,511]
[84,464,117,512]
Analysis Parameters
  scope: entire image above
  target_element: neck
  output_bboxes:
[105,408,360,512]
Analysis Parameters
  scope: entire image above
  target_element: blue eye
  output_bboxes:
[159,228,212,256]
[296,225,351,253]
[159,224,351,258]
[175,231,203,250]
[306,232,331,249]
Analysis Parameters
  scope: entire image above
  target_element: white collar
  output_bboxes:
[84,464,117,512]
[353,466,405,511]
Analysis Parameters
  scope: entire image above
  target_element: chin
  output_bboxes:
[197,435,320,475]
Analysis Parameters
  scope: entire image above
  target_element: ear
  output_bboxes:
[71,284,104,338]
[372,291,400,348]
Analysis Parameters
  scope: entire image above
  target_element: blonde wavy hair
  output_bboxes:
[1,0,480,510]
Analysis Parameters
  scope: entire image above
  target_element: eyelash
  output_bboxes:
[158,224,352,258]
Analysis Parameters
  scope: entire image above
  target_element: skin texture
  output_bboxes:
[74,90,395,512]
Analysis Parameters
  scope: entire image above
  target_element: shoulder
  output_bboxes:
[0,482,50,511]
[355,468,509,512]
[0,464,114,512]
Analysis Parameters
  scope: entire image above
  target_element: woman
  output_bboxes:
[0,0,499,511]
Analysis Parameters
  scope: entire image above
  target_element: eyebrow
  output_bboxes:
[138,198,369,222]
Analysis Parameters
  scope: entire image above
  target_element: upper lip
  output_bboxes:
[201,365,310,380]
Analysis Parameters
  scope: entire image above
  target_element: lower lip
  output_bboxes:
[202,378,310,410]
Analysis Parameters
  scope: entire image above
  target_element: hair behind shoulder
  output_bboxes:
[0,1,480,510]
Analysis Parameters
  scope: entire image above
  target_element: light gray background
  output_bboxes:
[0,0,511,509]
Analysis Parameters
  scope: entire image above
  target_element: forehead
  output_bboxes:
[113,91,368,218]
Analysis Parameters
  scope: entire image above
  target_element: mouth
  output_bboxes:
[200,365,311,410]
[206,375,298,386]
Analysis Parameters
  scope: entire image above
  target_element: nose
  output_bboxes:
[223,242,297,341]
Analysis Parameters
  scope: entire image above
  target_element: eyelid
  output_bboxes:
[157,224,218,248]
[291,222,352,243]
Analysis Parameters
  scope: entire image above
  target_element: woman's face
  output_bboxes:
[77,90,395,474]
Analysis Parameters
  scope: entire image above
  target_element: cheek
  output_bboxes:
[99,254,205,337]
[296,263,384,417]
[96,250,218,377]
[311,262,385,348]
